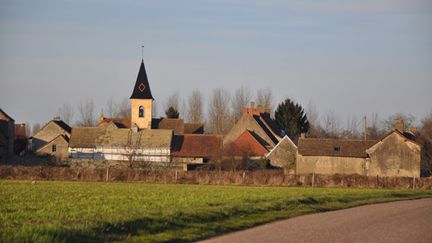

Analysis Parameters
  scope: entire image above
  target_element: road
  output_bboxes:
[199,198,432,243]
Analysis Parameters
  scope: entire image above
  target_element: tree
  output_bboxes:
[231,86,252,122]
[104,98,117,118]
[57,103,75,124]
[256,88,273,111]
[418,112,432,177]
[322,111,341,138]
[186,89,203,123]
[165,106,180,118]
[77,99,96,127]
[32,123,41,136]
[207,88,231,134]
[383,113,415,131]
[164,92,180,115]
[274,98,309,143]
[116,98,131,118]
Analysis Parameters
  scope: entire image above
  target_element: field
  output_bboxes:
[1,181,431,243]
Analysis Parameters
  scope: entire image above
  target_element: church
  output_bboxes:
[68,59,221,167]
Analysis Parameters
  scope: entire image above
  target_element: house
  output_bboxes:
[69,126,172,163]
[172,134,223,166]
[0,108,15,160]
[296,120,421,177]
[224,102,285,157]
[32,119,72,161]
[265,135,297,170]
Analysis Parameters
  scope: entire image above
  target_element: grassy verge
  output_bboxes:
[1,180,431,242]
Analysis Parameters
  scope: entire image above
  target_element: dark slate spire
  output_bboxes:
[130,59,154,100]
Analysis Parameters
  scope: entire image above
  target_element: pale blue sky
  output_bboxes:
[0,0,431,127]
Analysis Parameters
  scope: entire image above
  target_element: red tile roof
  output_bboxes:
[230,130,268,156]
[172,134,223,158]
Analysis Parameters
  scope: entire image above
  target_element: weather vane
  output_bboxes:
[141,45,144,59]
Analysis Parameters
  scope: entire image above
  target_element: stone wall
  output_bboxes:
[296,155,366,175]
[267,137,297,169]
[32,122,69,151]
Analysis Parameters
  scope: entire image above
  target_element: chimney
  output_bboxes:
[394,119,405,132]
[300,133,305,139]
[250,101,255,109]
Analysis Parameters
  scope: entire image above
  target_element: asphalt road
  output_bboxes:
[200,198,432,243]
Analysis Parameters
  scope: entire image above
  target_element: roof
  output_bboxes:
[69,127,172,148]
[0,108,14,122]
[172,134,223,158]
[52,120,72,134]
[298,138,378,158]
[231,130,268,156]
[184,123,204,134]
[152,118,204,134]
[155,118,184,134]
[33,119,72,138]
[130,59,154,100]
[367,129,421,151]
[96,117,131,128]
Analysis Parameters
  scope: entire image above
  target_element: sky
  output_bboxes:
[0,0,431,129]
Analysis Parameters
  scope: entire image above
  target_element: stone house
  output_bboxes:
[296,123,421,177]
[0,108,15,160]
[32,119,72,160]
[265,135,297,170]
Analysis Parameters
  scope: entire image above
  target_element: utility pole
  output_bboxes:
[364,116,367,140]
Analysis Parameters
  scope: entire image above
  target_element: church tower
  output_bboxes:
[130,59,154,129]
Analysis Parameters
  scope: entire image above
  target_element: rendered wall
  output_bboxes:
[296,155,366,175]
[131,99,153,129]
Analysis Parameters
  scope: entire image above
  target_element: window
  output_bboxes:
[139,106,144,117]
[333,146,340,152]
[52,144,57,153]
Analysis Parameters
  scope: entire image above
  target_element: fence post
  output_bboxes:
[312,173,315,187]
[175,170,178,182]
[413,176,415,190]
[105,166,109,182]
[376,175,379,188]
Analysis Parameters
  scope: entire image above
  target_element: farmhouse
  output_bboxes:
[32,119,71,161]
[0,108,15,160]
[296,120,421,177]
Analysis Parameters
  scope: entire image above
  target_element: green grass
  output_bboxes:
[1,180,431,243]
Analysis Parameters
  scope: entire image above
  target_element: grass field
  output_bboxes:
[1,180,431,243]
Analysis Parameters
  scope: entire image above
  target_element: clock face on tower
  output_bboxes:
[138,83,146,92]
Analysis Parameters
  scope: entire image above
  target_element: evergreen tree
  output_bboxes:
[165,106,180,119]
[275,98,309,143]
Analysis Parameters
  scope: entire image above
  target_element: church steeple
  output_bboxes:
[130,59,154,100]
[130,58,154,130]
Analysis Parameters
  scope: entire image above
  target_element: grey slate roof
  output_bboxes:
[130,59,154,100]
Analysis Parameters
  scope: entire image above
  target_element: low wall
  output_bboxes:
[0,165,431,189]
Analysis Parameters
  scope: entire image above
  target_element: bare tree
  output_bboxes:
[341,114,360,139]
[256,88,273,110]
[322,111,341,138]
[383,113,415,131]
[32,123,41,136]
[104,98,117,118]
[366,113,384,139]
[116,98,131,118]
[186,89,203,123]
[208,88,231,134]
[231,86,252,122]
[57,103,75,124]
[418,112,432,176]
[77,99,96,127]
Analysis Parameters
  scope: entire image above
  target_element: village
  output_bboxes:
[0,58,426,178]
